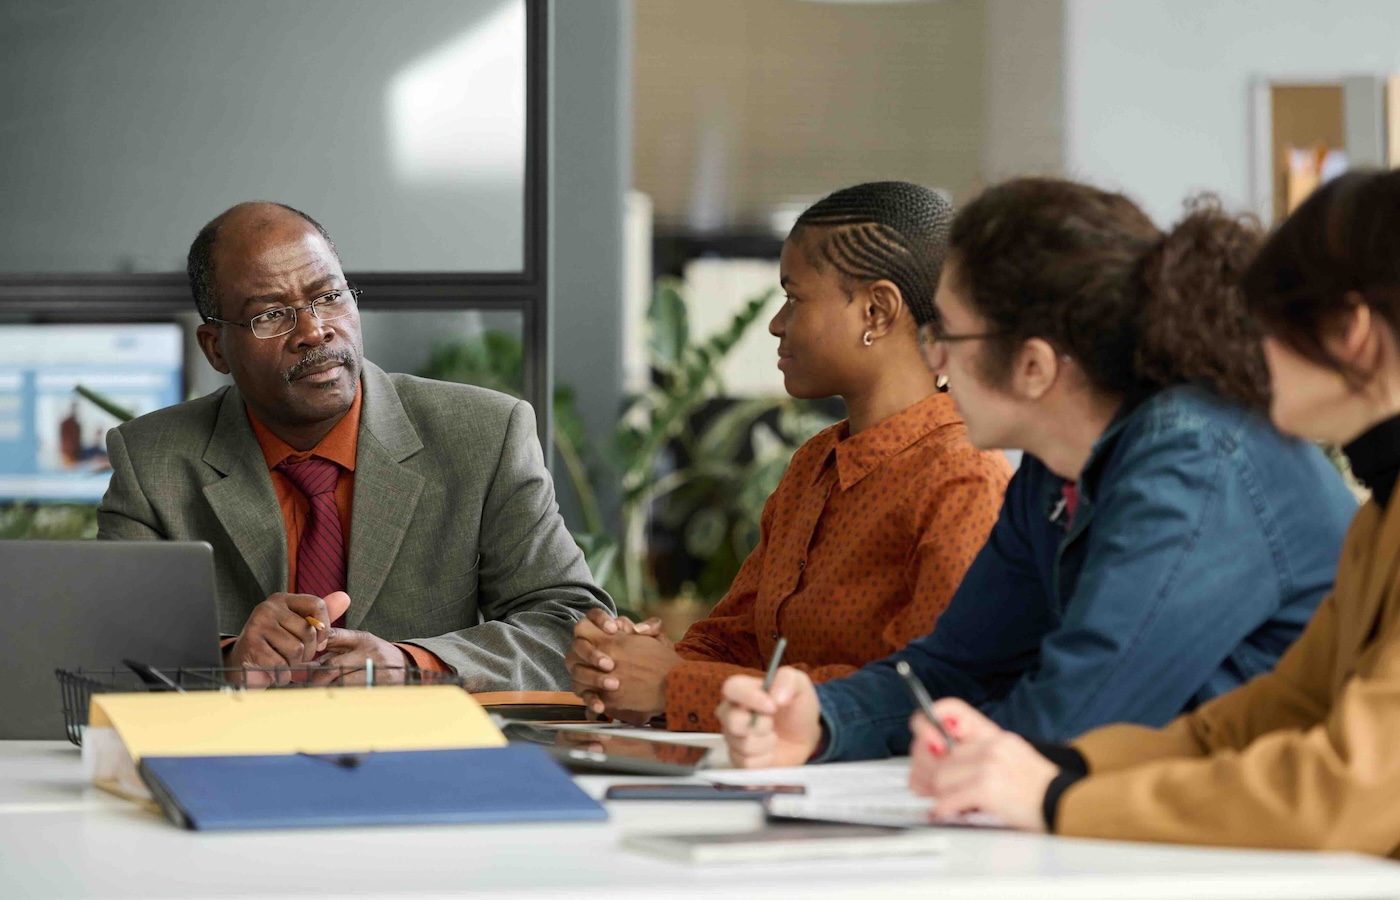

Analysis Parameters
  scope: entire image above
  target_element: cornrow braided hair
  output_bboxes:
[793,181,953,325]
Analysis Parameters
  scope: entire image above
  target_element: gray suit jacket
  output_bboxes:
[96,361,613,690]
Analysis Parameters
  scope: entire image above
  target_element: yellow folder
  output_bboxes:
[88,685,505,762]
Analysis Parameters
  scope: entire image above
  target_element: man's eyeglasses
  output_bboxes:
[205,288,360,339]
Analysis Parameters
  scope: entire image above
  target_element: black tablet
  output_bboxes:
[502,722,711,776]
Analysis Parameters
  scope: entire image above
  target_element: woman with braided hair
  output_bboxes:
[565,181,1013,730]
[719,177,1356,773]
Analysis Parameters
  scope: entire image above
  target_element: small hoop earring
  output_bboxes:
[862,331,873,347]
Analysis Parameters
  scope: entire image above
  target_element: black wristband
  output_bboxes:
[1030,742,1089,832]
[1030,740,1088,776]
[808,718,832,763]
[1042,768,1087,832]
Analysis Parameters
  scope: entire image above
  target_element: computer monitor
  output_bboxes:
[0,323,183,503]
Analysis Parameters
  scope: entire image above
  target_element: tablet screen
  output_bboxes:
[502,723,710,771]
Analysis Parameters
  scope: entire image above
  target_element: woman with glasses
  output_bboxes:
[718,178,1357,769]
[901,169,1400,854]
[565,181,1012,731]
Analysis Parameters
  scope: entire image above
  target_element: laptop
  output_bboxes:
[0,540,222,740]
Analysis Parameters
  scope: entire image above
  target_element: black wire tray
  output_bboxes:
[55,665,467,746]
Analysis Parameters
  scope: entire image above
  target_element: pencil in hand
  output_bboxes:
[304,616,328,653]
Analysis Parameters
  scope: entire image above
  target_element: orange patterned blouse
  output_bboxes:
[665,392,1012,731]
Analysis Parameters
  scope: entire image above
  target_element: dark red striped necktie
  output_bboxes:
[277,456,347,626]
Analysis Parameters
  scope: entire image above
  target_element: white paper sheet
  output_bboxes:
[80,725,150,802]
[701,758,1002,828]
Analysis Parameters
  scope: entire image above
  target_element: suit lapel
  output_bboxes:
[201,386,287,599]
[346,363,424,629]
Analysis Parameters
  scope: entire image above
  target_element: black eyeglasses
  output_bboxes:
[206,288,360,339]
[918,319,1003,346]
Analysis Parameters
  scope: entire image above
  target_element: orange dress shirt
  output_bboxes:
[664,392,1012,731]
[244,388,448,673]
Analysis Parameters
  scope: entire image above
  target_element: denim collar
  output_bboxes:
[1059,393,1146,505]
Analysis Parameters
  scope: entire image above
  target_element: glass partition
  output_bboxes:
[0,0,549,460]
[0,0,527,274]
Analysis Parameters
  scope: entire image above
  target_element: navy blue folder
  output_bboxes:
[139,744,608,831]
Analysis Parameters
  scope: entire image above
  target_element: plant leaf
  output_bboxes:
[684,506,728,559]
[575,533,619,589]
[696,396,787,461]
[648,279,689,371]
[73,384,135,422]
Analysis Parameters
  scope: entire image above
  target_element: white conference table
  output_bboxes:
[2,739,1400,900]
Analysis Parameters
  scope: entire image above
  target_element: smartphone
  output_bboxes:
[605,782,806,801]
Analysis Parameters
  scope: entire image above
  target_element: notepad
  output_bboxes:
[89,685,503,761]
[623,824,947,864]
[139,745,608,831]
[705,759,1004,829]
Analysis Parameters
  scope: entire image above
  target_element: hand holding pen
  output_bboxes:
[902,692,1062,832]
[716,637,826,769]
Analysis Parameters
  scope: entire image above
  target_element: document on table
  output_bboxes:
[84,687,505,804]
[699,758,1003,828]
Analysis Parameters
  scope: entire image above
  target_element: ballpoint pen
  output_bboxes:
[895,660,956,749]
[752,636,789,727]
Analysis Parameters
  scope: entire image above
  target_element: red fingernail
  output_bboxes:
[945,716,959,727]
[929,740,945,757]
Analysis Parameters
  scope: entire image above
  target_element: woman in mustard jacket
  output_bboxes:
[906,168,1400,856]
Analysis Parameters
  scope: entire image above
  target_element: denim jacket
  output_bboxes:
[814,385,1357,761]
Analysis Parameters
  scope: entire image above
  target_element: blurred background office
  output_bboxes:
[3,0,1399,626]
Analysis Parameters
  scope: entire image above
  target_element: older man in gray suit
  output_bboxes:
[97,201,612,690]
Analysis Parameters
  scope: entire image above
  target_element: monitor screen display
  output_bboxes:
[0,324,183,503]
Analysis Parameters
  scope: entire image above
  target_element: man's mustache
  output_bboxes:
[284,347,357,384]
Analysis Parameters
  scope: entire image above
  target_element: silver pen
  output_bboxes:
[896,660,956,748]
[752,636,789,727]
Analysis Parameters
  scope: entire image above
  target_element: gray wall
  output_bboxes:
[983,0,1065,182]
[549,0,629,528]
[1065,0,1400,225]
[0,0,526,273]
[633,0,988,227]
